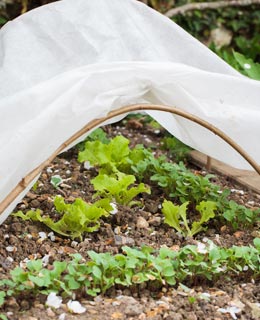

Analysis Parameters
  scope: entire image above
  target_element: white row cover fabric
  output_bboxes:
[0,0,260,224]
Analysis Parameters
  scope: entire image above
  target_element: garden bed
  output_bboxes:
[0,116,259,320]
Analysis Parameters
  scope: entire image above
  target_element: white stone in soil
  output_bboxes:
[67,300,86,314]
[46,292,62,309]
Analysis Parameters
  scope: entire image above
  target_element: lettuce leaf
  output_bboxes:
[78,136,130,171]
[13,197,112,240]
[162,200,216,237]
[91,172,150,205]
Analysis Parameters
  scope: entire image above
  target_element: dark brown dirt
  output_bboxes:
[0,117,259,320]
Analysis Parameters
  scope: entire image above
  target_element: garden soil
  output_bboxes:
[0,117,259,320]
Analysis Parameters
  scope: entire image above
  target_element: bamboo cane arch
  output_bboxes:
[1,104,260,219]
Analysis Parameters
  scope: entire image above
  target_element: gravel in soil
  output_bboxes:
[0,117,259,320]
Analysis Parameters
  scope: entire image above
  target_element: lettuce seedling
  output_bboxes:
[0,292,5,307]
[0,241,259,305]
[91,172,150,206]
[223,200,260,230]
[13,197,112,240]
[78,135,153,175]
[162,200,217,237]
[78,135,130,172]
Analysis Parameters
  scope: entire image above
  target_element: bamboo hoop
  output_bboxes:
[1,103,260,218]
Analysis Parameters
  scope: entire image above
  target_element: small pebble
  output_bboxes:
[94,296,103,303]
[58,314,66,320]
[230,188,244,195]
[6,246,16,252]
[42,254,50,266]
[6,312,14,317]
[48,232,56,241]
[114,226,121,235]
[6,297,19,309]
[46,307,56,317]
[38,232,47,240]
[251,230,260,237]
[136,216,149,229]
[148,216,162,226]
[71,241,78,248]
[114,235,135,246]
[84,161,93,170]
[46,167,53,173]
[6,256,14,263]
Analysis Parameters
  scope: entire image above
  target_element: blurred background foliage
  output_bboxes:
[0,0,259,67]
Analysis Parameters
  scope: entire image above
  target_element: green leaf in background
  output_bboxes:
[235,34,260,61]
[161,136,191,162]
[0,17,7,25]
[87,128,110,144]
[233,51,260,80]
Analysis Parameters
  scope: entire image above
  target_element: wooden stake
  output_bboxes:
[206,156,212,171]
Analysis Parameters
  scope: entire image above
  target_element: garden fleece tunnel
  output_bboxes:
[0,0,260,224]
